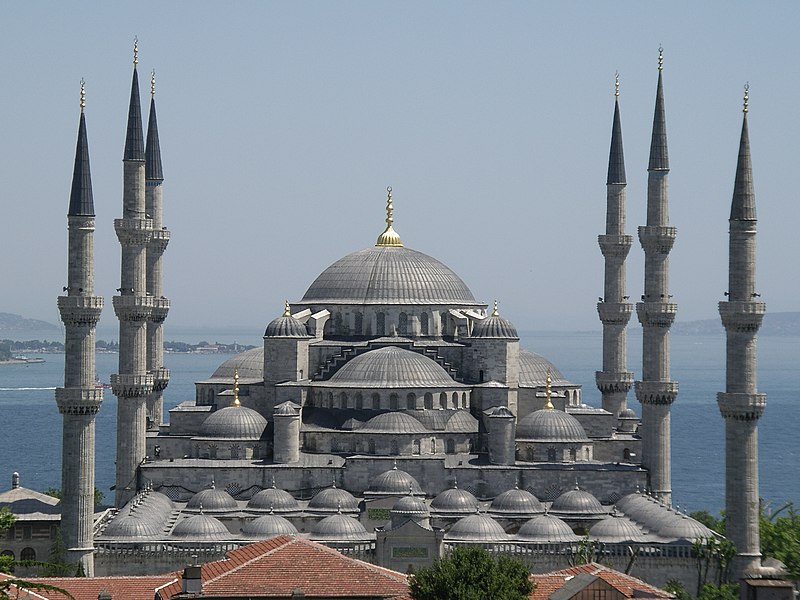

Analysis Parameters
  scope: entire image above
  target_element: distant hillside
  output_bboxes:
[0,312,59,333]
[671,311,800,336]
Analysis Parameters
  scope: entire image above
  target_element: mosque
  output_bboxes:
[52,44,774,590]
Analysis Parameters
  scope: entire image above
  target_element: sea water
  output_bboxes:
[0,331,796,514]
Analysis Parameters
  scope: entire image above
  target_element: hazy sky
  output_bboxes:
[2,2,798,336]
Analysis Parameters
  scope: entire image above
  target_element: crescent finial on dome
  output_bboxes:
[544,371,554,410]
[233,368,240,407]
[492,300,499,317]
[283,300,291,317]
[376,186,403,247]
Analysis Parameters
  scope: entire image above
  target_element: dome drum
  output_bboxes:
[308,387,470,411]
[301,428,475,457]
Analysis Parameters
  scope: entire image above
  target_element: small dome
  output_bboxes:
[172,514,230,539]
[431,486,479,514]
[472,306,519,339]
[139,491,175,514]
[445,411,478,433]
[657,514,715,541]
[518,350,570,387]
[615,492,649,515]
[489,488,545,516]
[517,514,580,542]
[274,401,301,416]
[328,346,458,388]
[589,513,646,543]
[550,486,605,516]
[369,467,423,496]
[242,514,298,538]
[211,347,264,379]
[445,514,508,542]
[186,485,238,512]
[617,408,639,433]
[265,306,309,338]
[199,405,268,440]
[516,409,588,442]
[102,513,162,539]
[392,495,430,517]
[361,412,428,434]
[309,514,372,541]
[619,408,637,419]
[247,487,300,512]
[308,486,359,513]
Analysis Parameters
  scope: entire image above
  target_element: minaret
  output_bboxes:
[717,85,766,579]
[596,73,634,418]
[635,48,678,505]
[55,80,104,575]
[112,39,154,506]
[145,69,170,429]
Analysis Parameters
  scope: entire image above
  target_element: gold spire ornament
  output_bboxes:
[283,300,291,317]
[615,71,620,97]
[133,37,139,66]
[151,70,156,98]
[743,82,749,114]
[79,79,86,112]
[544,371,554,410]
[658,45,663,72]
[376,186,403,247]
[233,368,241,407]
[492,300,499,317]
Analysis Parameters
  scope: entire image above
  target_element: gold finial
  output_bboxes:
[283,300,291,317]
[492,300,499,317]
[233,368,241,407]
[544,371,554,410]
[614,71,619,98]
[376,186,403,247]
[657,45,663,72]
[743,82,749,114]
[133,37,139,66]
[79,78,86,112]
[150,69,156,98]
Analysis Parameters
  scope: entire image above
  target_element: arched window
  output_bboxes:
[407,393,416,410]
[354,312,363,335]
[331,438,339,452]
[369,439,376,454]
[412,439,420,455]
[355,393,363,410]
[391,440,399,455]
[424,393,433,410]
[398,312,408,335]
[208,444,218,459]
[334,312,343,334]
[547,447,557,462]
[430,438,436,454]
[339,392,349,409]
[390,394,399,410]
[439,392,447,409]
[230,444,241,459]
[446,439,455,454]
[569,448,577,462]
[452,392,459,408]
[350,439,357,454]
[441,312,449,336]
[376,312,386,336]
[623,448,631,462]
[20,548,35,562]
[461,392,467,408]
[328,392,334,408]
[371,393,380,410]
[420,312,429,336]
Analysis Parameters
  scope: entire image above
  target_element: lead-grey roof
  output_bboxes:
[657,514,715,541]
[445,514,508,542]
[607,97,626,185]
[489,488,545,516]
[145,96,163,180]
[516,409,589,442]
[517,514,579,542]
[392,495,429,516]
[589,513,646,543]
[123,67,144,161]
[648,70,669,172]
[328,346,459,389]
[368,467,423,496]
[186,486,238,512]
[247,487,300,512]
[518,350,570,387]
[242,514,298,538]
[308,486,359,513]
[199,405,267,440]
[300,246,480,305]
[211,347,264,379]
[361,412,428,434]
[102,513,161,539]
[264,315,310,338]
[731,114,756,221]
[471,314,519,339]
[171,514,230,539]
[550,487,605,516]
[430,487,479,514]
[68,112,94,216]
[309,513,372,541]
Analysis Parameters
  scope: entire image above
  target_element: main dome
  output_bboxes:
[329,346,458,389]
[300,246,479,306]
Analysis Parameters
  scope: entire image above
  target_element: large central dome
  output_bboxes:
[300,246,479,306]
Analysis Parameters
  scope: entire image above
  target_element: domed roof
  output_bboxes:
[516,408,589,442]
[361,411,428,434]
[309,513,372,541]
[139,491,175,514]
[186,485,238,512]
[329,346,458,389]
[368,466,423,496]
[517,514,580,542]
[211,347,264,379]
[550,486,605,516]
[518,350,570,387]
[657,514,715,541]
[247,487,300,512]
[265,303,310,338]
[445,411,478,433]
[171,514,230,539]
[102,513,162,539]
[589,513,646,543]
[430,485,479,514]
[472,305,518,339]
[308,486,359,513]
[199,405,268,440]
[392,495,430,517]
[445,514,508,542]
[489,487,545,516]
[619,408,638,419]
[242,513,298,538]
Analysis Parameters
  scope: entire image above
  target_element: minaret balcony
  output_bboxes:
[57,295,103,326]
[595,370,634,393]
[112,295,154,322]
[636,302,677,328]
[718,301,766,333]
[638,226,677,254]
[598,234,633,259]
[55,387,103,415]
[635,380,678,405]
[717,392,766,421]
[149,297,170,322]
[114,217,153,246]
[110,373,154,398]
[151,367,171,392]
[149,229,170,253]
[597,302,633,325]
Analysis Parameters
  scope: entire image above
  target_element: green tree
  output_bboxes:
[760,501,800,580]
[697,583,739,600]
[44,487,105,508]
[409,546,533,600]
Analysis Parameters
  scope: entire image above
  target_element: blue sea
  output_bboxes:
[0,330,796,515]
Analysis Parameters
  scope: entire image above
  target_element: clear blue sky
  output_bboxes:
[2,1,798,334]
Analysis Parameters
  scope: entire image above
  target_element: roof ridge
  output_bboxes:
[204,535,296,584]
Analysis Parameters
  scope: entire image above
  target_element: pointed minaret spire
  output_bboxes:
[607,73,626,185]
[124,38,145,161]
[68,79,94,217]
[145,70,163,181]
[731,84,755,221]
[648,47,669,172]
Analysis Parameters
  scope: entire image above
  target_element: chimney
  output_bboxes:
[11,472,19,489]
[97,591,112,600]
[182,564,202,595]
[291,589,306,599]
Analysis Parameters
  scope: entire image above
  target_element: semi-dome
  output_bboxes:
[308,486,359,513]
[199,405,268,440]
[489,487,545,516]
[186,485,238,512]
[265,303,310,338]
[242,513,298,538]
[445,514,508,542]
[102,513,162,539]
[309,513,372,541]
[430,486,479,514]
[516,409,589,442]
[300,246,479,306]
[518,350,570,387]
[247,487,300,512]
[171,514,230,539]
[361,411,428,434]
[517,514,580,542]
[550,486,605,516]
[472,305,519,339]
[329,346,458,389]
[211,347,264,379]
[589,513,646,543]
[368,466,423,496]
[445,411,478,433]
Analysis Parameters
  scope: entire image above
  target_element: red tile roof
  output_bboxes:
[529,563,674,600]
[11,572,178,600]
